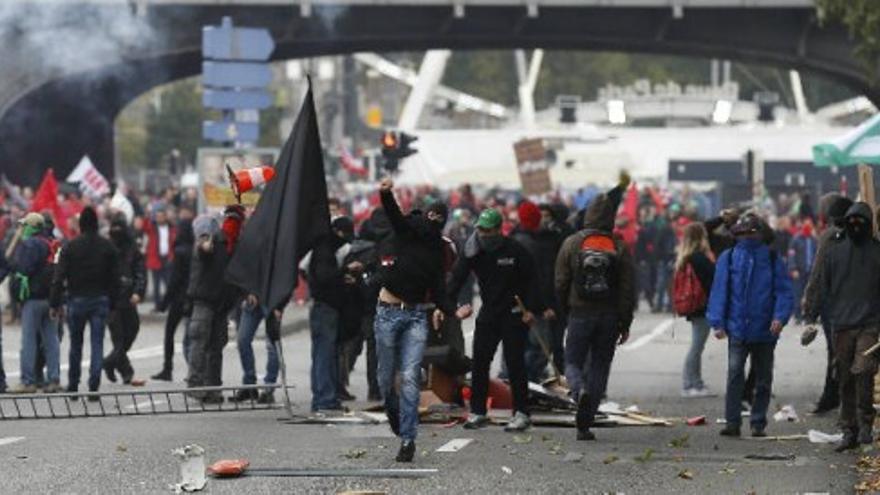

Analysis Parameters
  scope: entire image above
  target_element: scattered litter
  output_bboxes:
[211,467,437,479]
[130,379,147,387]
[808,430,844,444]
[501,466,512,475]
[773,405,799,423]
[598,402,622,414]
[686,416,707,426]
[513,434,533,444]
[625,405,641,413]
[719,467,737,475]
[745,453,796,461]
[548,443,563,455]
[116,443,128,453]
[716,419,727,424]
[668,435,690,449]
[208,459,250,477]
[748,434,808,442]
[603,455,619,464]
[171,444,206,493]
[343,448,367,460]
[634,448,655,463]
[677,469,694,480]
[540,434,554,442]
[563,452,584,463]
[436,438,473,453]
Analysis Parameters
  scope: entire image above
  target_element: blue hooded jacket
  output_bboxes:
[706,238,794,342]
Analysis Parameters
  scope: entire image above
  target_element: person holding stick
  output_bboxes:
[449,208,545,433]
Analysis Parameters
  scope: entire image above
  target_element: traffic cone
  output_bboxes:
[227,164,275,202]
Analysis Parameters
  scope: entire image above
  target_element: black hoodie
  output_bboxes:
[376,189,447,310]
[815,202,880,331]
[109,219,147,306]
[159,219,194,310]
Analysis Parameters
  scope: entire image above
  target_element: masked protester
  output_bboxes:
[185,212,240,404]
[555,178,636,441]
[50,207,120,400]
[151,219,194,381]
[802,193,854,414]
[374,178,449,463]
[103,216,147,385]
[9,213,62,394]
[806,202,880,451]
[451,208,544,432]
[708,213,793,439]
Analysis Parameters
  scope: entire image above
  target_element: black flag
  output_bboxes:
[226,81,331,311]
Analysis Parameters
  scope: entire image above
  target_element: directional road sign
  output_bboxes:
[203,89,272,110]
[202,120,260,143]
[203,61,273,89]
[202,21,275,61]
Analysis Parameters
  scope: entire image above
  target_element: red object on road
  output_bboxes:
[208,459,251,477]
[686,415,707,426]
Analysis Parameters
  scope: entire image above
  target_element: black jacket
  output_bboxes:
[308,234,347,311]
[187,233,232,306]
[113,235,147,307]
[160,222,194,311]
[11,234,54,301]
[814,203,880,332]
[449,235,544,320]
[685,251,715,319]
[511,226,565,312]
[376,189,447,310]
[50,232,119,308]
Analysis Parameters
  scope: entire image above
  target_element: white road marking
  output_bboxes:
[436,438,473,453]
[125,399,167,410]
[620,319,675,351]
[0,436,25,447]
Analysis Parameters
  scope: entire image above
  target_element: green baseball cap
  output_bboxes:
[475,208,503,230]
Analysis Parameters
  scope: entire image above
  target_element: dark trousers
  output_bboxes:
[151,258,171,305]
[160,300,187,373]
[818,322,840,409]
[470,312,529,416]
[339,314,380,399]
[105,303,140,380]
[835,326,878,434]
[67,296,110,392]
[565,313,618,428]
[725,339,775,429]
[186,303,228,390]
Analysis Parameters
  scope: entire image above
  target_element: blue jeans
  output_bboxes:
[654,262,672,311]
[67,296,110,392]
[310,302,340,411]
[0,317,6,392]
[725,338,776,429]
[375,304,428,442]
[565,313,619,427]
[237,304,279,385]
[21,299,60,386]
[683,317,710,390]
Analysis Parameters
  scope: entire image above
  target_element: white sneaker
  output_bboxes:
[690,387,716,398]
[463,413,490,430]
[504,411,532,432]
[681,388,696,398]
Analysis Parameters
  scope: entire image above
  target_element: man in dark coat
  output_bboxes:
[152,219,194,381]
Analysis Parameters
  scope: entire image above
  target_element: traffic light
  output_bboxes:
[380,130,418,173]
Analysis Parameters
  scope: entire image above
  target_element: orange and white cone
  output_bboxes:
[228,166,275,199]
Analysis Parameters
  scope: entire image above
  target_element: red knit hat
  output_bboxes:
[518,200,541,232]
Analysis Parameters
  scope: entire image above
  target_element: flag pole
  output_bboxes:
[269,315,294,418]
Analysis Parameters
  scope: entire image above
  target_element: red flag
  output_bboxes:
[30,169,70,238]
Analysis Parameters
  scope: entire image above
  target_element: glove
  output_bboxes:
[801,326,819,347]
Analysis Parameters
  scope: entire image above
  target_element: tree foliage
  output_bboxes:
[818,0,880,78]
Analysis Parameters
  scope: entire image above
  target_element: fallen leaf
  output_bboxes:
[634,448,655,463]
[678,469,694,480]
[603,455,619,465]
[718,467,736,475]
[669,435,690,449]
[549,443,563,455]
[343,448,367,459]
[541,434,553,442]
[513,434,533,444]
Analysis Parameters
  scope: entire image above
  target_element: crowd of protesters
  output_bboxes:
[0,172,875,460]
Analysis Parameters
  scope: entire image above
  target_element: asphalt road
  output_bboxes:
[0,304,862,494]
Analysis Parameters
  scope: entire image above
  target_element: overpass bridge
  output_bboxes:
[0,0,868,184]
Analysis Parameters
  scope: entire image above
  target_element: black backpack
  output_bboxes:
[575,232,618,299]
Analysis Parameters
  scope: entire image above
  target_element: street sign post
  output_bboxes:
[202,16,275,147]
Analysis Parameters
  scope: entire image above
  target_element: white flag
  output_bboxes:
[67,156,110,198]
